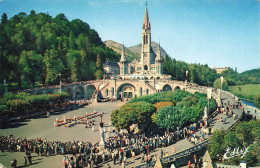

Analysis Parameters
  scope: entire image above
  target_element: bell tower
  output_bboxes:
[141,3,152,71]
[120,44,128,75]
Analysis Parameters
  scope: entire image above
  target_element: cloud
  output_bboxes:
[0,0,4,2]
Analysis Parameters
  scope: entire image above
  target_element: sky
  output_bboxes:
[0,0,259,73]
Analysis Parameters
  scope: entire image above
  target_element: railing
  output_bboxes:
[145,81,156,90]
[215,163,258,168]
[135,139,209,168]
[92,90,99,99]
[99,82,110,91]
[161,139,209,163]
[16,80,104,94]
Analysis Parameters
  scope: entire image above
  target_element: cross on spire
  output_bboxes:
[143,1,150,29]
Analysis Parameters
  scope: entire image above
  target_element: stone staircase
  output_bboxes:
[145,81,156,91]
[92,89,99,99]
[99,82,109,91]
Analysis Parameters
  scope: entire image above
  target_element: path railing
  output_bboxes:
[161,139,209,163]
[215,163,258,168]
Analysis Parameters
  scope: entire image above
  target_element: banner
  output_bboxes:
[220,76,223,85]
[207,88,212,99]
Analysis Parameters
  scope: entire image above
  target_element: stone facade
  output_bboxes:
[213,67,228,74]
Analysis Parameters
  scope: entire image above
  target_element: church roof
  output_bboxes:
[143,5,150,29]
[156,42,163,61]
[120,45,127,62]
[203,150,212,163]
[103,60,119,67]
[130,59,139,65]
[154,156,163,168]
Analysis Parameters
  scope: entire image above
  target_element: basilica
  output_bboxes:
[103,5,170,80]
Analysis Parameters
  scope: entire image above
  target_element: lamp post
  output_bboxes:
[207,87,212,116]
[4,79,7,93]
[220,76,223,107]
[220,76,223,91]
[59,73,62,93]
[186,70,188,86]
[168,114,170,134]
[100,112,104,128]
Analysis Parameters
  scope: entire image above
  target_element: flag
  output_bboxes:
[207,88,212,99]
[220,76,223,85]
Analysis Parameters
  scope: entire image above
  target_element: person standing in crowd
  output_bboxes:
[24,156,27,166]
[113,151,117,165]
[11,158,17,168]
[28,151,32,165]
[198,158,202,168]
[188,160,191,168]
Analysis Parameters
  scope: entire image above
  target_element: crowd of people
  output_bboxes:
[0,116,214,168]
[1,102,243,168]
[1,99,91,125]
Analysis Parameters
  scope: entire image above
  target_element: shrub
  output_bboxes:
[154,101,174,110]
[111,101,156,130]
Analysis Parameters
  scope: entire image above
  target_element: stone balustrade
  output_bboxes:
[215,163,258,168]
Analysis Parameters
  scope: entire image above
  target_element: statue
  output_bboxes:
[99,127,105,151]
[203,106,208,120]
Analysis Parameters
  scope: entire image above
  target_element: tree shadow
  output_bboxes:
[0,122,28,129]
[17,161,43,168]
[0,153,7,156]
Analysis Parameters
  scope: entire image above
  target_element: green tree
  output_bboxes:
[208,130,226,161]
[1,13,8,25]
[19,50,43,85]
[155,106,183,131]
[66,50,81,82]
[111,101,156,131]
[69,31,76,50]
[43,49,64,85]
[255,94,260,108]
[95,54,103,79]
[213,78,229,90]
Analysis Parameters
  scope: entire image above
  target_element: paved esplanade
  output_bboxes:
[0,91,243,168]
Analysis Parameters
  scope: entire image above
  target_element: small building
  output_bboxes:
[213,67,228,74]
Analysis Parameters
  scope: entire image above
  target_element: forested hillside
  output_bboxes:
[242,68,260,80]
[0,11,120,88]
[163,55,259,87]
[104,40,139,62]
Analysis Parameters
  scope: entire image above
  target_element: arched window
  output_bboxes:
[146,89,149,95]
[111,87,114,97]
[105,89,108,97]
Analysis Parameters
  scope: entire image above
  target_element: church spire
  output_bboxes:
[143,3,150,29]
[156,42,162,61]
[120,44,127,62]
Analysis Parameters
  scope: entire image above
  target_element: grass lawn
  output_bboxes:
[229,84,260,101]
